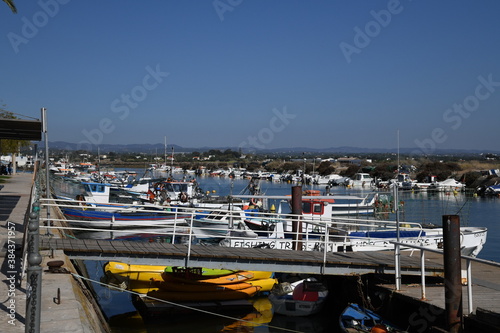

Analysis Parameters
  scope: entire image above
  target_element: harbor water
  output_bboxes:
[52,171,500,332]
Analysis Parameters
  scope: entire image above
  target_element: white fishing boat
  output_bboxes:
[301,191,377,219]
[391,173,415,190]
[61,205,192,229]
[219,208,487,257]
[428,178,466,192]
[240,191,378,235]
[313,174,345,185]
[320,225,487,257]
[348,173,375,187]
[56,181,146,209]
[414,176,465,192]
[189,205,263,239]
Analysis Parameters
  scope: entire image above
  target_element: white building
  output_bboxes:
[0,155,34,167]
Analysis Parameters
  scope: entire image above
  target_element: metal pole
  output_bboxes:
[394,184,401,290]
[443,215,463,333]
[25,205,42,333]
[170,146,174,177]
[466,259,473,315]
[420,249,426,300]
[42,108,51,234]
[291,186,302,251]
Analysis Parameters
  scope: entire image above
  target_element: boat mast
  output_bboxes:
[97,146,101,181]
[170,146,174,177]
[164,136,167,167]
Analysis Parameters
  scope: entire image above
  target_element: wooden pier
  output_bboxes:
[40,236,447,276]
[385,257,500,312]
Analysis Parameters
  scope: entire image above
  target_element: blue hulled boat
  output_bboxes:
[339,303,408,332]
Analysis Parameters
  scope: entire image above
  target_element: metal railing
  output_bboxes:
[389,240,500,315]
[38,198,459,267]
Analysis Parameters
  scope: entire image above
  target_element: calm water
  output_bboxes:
[55,172,500,332]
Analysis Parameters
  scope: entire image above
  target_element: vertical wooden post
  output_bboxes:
[443,215,463,333]
[291,186,302,251]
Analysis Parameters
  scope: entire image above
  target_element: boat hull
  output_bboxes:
[147,285,261,302]
[269,278,328,317]
[161,271,255,285]
[340,303,407,332]
[63,207,189,228]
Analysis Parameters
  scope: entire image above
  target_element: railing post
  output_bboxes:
[420,248,426,300]
[466,259,473,315]
[185,211,195,267]
[25,205,42,333]
[321,226,329,274]
[394,185,402,291]
[171,208,178,245]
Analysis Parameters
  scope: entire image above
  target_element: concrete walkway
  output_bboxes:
[0,172,107,333]
[0,172,32,332]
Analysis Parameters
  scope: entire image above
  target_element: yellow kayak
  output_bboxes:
[248,271,274,280]
[105,262,249,281]
[133,278,276,294]
[247,278,278,292]
[104,261,165,283]
[162,271,255,285]
[105,261,274,286]
[164,266,237,278]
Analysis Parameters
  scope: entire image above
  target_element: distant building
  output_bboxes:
[337,157,362,165]
[0,155,34,167]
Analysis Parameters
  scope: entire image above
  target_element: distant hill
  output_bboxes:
[45,141,499,155]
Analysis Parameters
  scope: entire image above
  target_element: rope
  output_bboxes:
[70,273,304,333]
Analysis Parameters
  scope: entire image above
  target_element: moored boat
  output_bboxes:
[61,205,191,229]
[348,173,375,187]
[269,277,328,317]
[102,261,276,295]
[103,262,237,282]
[161,270,255,285]
[340,303,408,332]
[104,261,166,283]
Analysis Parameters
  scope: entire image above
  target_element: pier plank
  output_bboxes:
[379,283,500,315]
[40,238,447,276]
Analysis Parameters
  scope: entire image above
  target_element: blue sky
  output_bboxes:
[2,1,500,152]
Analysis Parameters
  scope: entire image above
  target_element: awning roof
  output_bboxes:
[0,118,42,141]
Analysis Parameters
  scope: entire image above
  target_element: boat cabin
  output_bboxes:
[350,173,374,187]
[153,180,199,202]
[82,182,112,204]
